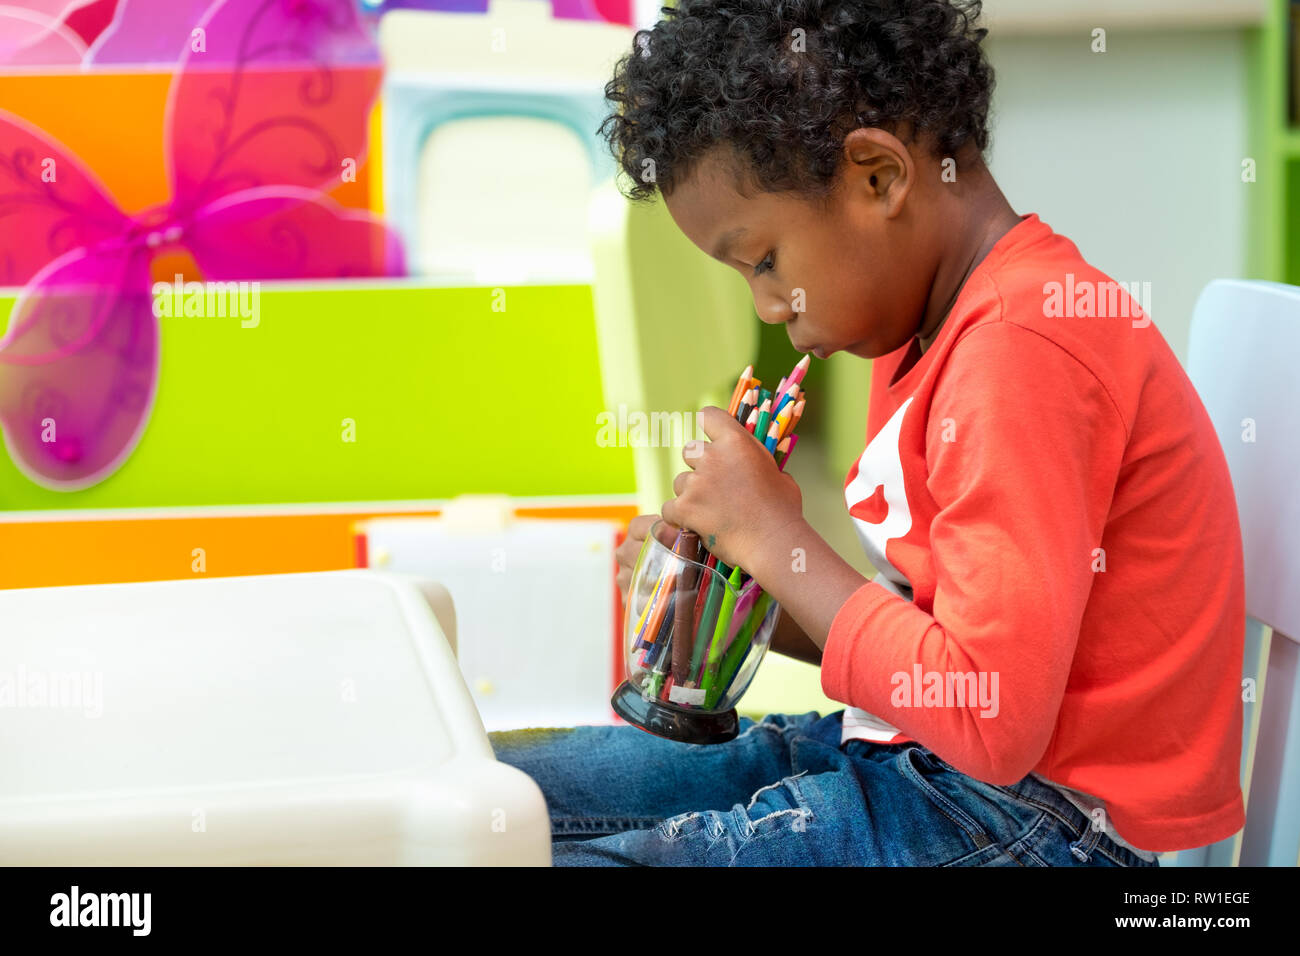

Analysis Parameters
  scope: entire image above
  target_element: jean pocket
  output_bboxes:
[896,746,996,851]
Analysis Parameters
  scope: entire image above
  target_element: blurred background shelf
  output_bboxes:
[981,0,1269,33]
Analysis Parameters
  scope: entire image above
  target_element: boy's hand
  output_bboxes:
[616,514,679,602]
[661,405,804,570]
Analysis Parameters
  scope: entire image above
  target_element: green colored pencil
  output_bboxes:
[707,592,775,708]
[700,566,744,694]
[688,575,724,683]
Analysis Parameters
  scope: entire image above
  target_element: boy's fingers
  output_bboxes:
[655,521,680,547]
[695,405,741,442]
[617,515,663,569]
[615,535,641,570]
[617,517,679,588]
[626,513,659,541]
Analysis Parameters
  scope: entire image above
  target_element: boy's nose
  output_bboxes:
[754,294,795,326]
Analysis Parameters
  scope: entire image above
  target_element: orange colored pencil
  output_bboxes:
[783,399,805,439]
[640,567,679,650]
[727,365,754,417]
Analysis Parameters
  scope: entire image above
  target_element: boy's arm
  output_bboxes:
[768,610,824,666]
[749,322,1128,785]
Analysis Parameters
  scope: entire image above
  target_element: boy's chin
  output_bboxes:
[845,329,922,359]
[842,341,887,360]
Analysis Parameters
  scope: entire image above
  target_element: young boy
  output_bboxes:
[489,0,1246,865]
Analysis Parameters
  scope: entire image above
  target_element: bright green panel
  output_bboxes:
[1288,158,1300,285]
[0,283,634,509]
[1243,2,1287,282]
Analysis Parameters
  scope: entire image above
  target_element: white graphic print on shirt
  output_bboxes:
[839,398,914,743]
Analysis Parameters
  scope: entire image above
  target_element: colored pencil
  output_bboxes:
[627,357,814,709]
[726,364,753,417]
[671,533,702,683]
[771,404,793,444]
[688,576,725,684]
[785,399,805,438]
[709,592,775,708]
[753,398,772,444]
[780,355,810,401]
[764,419,781,453]
[736,387,756,426]
[700,565,744,693]
[777,433,799,471]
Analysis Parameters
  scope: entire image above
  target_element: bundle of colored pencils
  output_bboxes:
[729,357,807,472]
[629,356,810,711]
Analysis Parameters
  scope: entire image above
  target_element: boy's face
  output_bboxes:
[662,138,936,361]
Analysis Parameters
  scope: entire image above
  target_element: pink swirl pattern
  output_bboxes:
[0,0,404,490]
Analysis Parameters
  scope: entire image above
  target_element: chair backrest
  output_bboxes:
[588,179,756,515]
[1184,279,1300,867]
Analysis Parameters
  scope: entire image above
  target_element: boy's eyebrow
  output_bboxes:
[711,226,749,261]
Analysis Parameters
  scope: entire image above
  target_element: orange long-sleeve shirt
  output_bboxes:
[821,213,1246,852]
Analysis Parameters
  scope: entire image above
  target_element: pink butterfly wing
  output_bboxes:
[186,186,404,279]
[63,0,121,47]
[0,4,88,64]
[550,1,602,21]
[165,0,382,211]
[84,0,214,65]
[0,244,157,489]
[0,109,129,286]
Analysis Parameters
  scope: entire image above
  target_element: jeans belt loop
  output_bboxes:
[1068,816,1104,862]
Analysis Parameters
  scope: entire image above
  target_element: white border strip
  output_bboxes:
[0,494,636,523]
[0,276,593,296]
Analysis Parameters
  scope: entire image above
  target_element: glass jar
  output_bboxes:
[610,520,781,744]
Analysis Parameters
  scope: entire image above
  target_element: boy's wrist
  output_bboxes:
[744,517,869,651]
[742,514,810,580]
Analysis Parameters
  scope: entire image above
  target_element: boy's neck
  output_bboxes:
[916,170,1022,356]
[917,324,942,355]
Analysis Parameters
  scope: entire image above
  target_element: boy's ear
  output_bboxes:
[841,127,913,217]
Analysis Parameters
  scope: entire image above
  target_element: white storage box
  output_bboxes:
[0,570,551,865]
[357,499,621,731]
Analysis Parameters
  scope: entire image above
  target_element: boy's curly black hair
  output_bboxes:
[599,0,994,203]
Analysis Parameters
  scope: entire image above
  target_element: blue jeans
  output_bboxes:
[489,710,1161,866]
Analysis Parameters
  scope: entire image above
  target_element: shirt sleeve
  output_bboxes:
[820,320,1129,784]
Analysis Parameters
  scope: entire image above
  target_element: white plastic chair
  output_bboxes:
[0,570,551,865]
[1167,279,1300,867]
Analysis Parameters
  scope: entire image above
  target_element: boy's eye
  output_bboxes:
[754,252,775,277]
